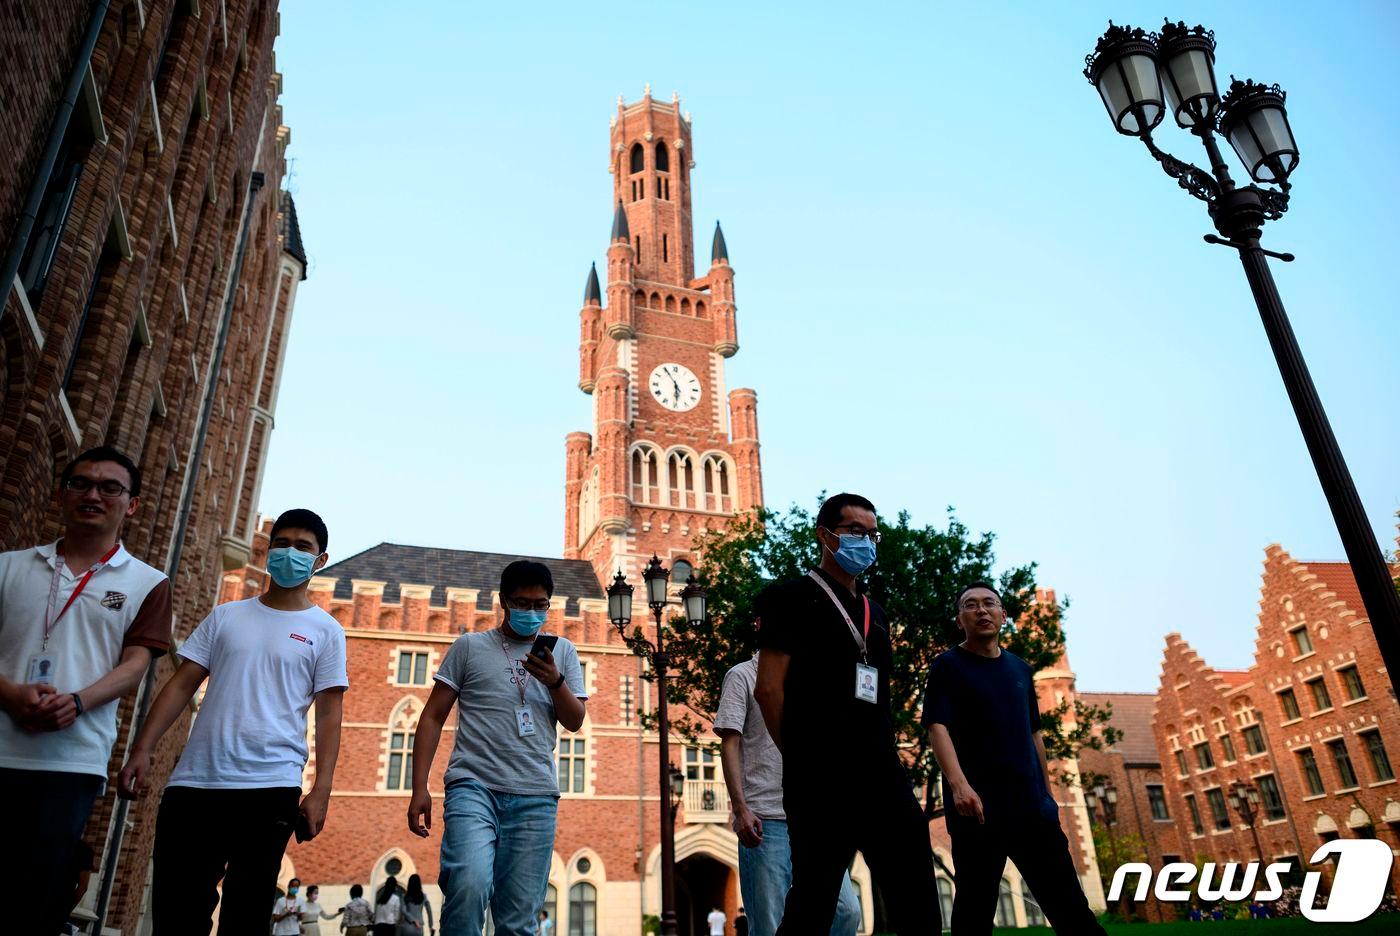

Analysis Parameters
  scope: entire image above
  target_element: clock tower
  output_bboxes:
[565,89,763,585]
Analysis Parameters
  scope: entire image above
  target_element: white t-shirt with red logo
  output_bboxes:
[167,597,348,789]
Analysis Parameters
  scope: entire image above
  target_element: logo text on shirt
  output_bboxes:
[289,632,314,646]
[101,591,127,610]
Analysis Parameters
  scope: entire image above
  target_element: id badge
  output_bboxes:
[27,654,58,685]
[855,662,878,703]
[516,706,536,737]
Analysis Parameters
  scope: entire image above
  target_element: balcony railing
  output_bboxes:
[681,779,729,823]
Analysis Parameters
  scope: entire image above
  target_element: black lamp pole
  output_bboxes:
[1229,781,1266,861]
[608,557,708,936]
[1085,21,1400,700]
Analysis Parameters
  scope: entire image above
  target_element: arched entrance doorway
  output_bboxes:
[676,854,732,936]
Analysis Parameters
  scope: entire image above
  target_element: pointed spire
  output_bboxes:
[711,220,729,264]
[611,200,630,242]
[583,262,601,305]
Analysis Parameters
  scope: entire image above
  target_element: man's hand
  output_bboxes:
[29,691,79,732]
[731,805,763,848]
[952,780,985,825]
[1,681,58,730]
[300,787,331,841]
[521,647,561,687]
[117,745,154,799]
[408,787,433,837]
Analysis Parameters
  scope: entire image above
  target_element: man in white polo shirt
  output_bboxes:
[118,508,347,936]
[0,446,172,935]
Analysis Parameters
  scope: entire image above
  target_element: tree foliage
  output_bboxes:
[639,497,1120,788]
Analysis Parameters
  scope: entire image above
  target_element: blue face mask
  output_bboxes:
[288,887,299,896]
[508,608,547,637]
[828,533,877,575]
[266,547,321,588]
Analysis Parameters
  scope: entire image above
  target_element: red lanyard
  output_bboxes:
[807,570,871,660]
[44,542,120,651]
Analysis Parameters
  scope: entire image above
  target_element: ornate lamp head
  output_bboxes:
[1085,22,1165,136]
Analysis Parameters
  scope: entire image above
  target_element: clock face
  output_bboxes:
[649,362,702,412]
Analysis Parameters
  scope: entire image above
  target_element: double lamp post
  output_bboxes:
[607,556,707,936]
[1084,20,1400,699]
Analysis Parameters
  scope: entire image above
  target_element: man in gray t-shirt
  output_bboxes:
[716,657,860,936]
[409,561,587,936]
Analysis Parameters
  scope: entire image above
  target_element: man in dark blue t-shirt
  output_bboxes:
[924,582,1105,935]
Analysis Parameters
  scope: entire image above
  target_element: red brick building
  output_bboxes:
[1151,543,1400,895]
[1,2,305,932]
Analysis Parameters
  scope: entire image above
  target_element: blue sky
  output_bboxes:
[262,1,1399,692]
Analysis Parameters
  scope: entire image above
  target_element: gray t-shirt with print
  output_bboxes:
[713,657,785,820]
[434,629,586,797]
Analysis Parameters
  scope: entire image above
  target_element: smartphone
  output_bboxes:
[294,811,312,843]
[530,634,559,659]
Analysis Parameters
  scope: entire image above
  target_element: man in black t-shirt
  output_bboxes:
[924,582,1106,935]
[755,493,939,935]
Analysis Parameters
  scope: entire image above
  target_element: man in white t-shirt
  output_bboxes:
[0,446,172,935]
[118,508,347,935]
[708,907,728,935]
[408,560,587,936]
[271,877,305,936]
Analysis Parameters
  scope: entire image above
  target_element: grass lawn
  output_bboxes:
[994,918,1395,934]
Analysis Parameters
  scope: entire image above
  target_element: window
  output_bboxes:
[667,451,696,509]
[994,879,1016,927]
[397,650,429,685]
[1328,739,1359,789]
[702,455,733,513]
[1244,725,1267,756]
[1362,731,1395,782]
[629,143,644,174]
[1194,741,1215,770]
[1023,887,1045,926]
[936,877,953,926]
[655,140,669,172]
[558,737,586,793]
[619,675,635,726]
[1255,774,1286,820]
[1278,689,1301,721]
[568,882,597,936]
[542,885,557,931]
[1307,678,1333,712]
[684,746,717,781]
[386,728,413,790]
[1290,626,1314,656]
[577,661,588,694]
[63,236,121,391]
[18,120,91,307]
[1206,788,1231,830]
[1185,794,1204,835]
[631,445,660,505]
[635,235,641,259]
[1147,785,1171,821]
[662,232,667,262]
[578,468,599,545]
[1219,734,1237,763]
[1340,666,1367,701]
[1297,748,1325,796]
[1175,750,1189,776]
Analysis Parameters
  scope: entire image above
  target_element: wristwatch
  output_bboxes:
[551,672,567,690]
[71,692,85,717]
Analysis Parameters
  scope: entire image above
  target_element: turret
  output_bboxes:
[728,388,763,511]
[579,263,602,392]
[604,202,636,339]
[563,431,593,558]
[709,221,737,357]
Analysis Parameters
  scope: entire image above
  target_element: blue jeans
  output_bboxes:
[440,779,558,936]
[737,818,861,936]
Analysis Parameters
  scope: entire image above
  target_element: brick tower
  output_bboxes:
[565,89,763,584]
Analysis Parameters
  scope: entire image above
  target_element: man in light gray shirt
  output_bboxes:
[716,656,861,936]
[409,561,587,936]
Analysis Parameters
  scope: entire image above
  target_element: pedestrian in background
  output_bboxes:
[0,446,172,935]
[755,493,940,935]
[335,883,373,936]
[301,884,339,934]
[408,560,587,935]
[119,508,348,935]
[399,874,435,935]
[373,876,404,936]
[272,878,305,936]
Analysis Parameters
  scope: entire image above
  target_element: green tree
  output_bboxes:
[641,498,1121,789]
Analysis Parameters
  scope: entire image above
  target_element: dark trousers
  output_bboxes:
[948,813,1106,935]
[0,767,102,934]
[151,784,300,935]
[776,771,940,935]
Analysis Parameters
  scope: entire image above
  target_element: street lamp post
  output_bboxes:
[1229,780,1266,861]
[607,556,708,936]
[1084,20,1400,700]
[1086,781,1125,915]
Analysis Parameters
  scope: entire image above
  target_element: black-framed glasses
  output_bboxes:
[960,598,1002,612]
[830,524,881,544]
[505,598,551,612]
[63,477,131,498]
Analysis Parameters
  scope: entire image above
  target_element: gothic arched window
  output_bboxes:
[578,468,600,545]
[629,143,644,174]
[631,444,659,505]
[568,883,597,936]
[668,450,696,509]
[702,454,732,513]
[655,141,669,172]
[384,697,421,790]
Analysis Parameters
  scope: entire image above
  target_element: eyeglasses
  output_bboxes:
[829,524,882,544]
[505,598,551,612]
[63,477,131,498]
[960,598,1003,612]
